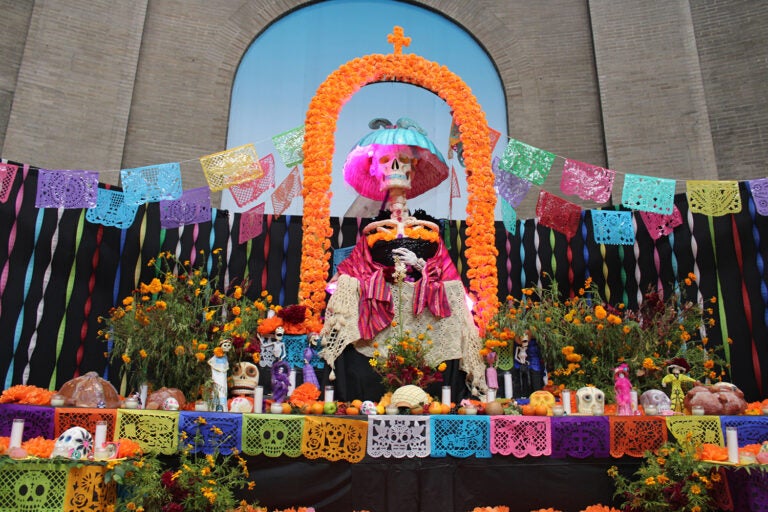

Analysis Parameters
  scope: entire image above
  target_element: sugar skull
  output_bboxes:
[230,361,260,395]
[229,396,253,413]
[640,389,672,413]
[360,400,378,415]
[50,426,93,459]
[528,390,556,415]
[162,397,180,411]
[576,386,605,415]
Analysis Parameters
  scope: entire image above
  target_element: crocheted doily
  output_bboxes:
[320,275,486,396]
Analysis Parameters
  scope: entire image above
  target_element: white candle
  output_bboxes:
[254,386,264,414]
[503,371,513,399]
[94,421,108,449]
[10,419,24,448]
[630,390,638,413]
[324,385,334,403]
[562,390,572,415]
[289,368,296,395]
[486,388,496,402]
[441,386,451,405]
[727,427,739,463]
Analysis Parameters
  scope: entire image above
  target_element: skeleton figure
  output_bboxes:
[302,333,321,388]
[208,339,232,412]
[576,386,605,415]
[662,357,697,413]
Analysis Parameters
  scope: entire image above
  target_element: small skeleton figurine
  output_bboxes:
[662,357,697,413]
[303,333,321,388]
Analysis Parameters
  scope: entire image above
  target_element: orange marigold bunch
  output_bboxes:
[22,436,55,458]
[0,384,55,405]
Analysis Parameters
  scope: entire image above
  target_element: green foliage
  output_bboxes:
[99,251,273,401]
[609,437,724,512]
[501,273,727,398]
[106,417,256,512]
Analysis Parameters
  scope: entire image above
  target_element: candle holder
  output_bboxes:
[9,419,24,449]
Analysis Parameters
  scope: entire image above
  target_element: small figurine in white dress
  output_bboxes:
[208,339,232,412]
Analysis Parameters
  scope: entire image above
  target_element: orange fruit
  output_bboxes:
[346,406,360,415]
[428,401,443,414]
[282,402,292,414]
[521,404,534,416]
[351,399,363,409]
[441,403,451,415]
[534,405,548,416]
[310,402,324,415]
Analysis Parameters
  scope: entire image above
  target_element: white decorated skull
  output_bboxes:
[229,396,253,413]
[360,400,378,415]
[162,397,180,411]
[50,426,93,459]
[231,361,260,395]
[576,386,605,415]
[375,147,413,192]
[640,389,672,412]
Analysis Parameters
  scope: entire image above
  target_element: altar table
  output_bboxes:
[2,404,768,511]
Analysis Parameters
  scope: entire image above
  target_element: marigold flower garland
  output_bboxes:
[300,27,499,326]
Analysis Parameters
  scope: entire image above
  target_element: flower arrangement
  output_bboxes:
[99,250,274,401]
[609,436,727,511]
[107,416,254,512]
[503,273,727,398]
[368,257,447,391]
[299,26,498,324]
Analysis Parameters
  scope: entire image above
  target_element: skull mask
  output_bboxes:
[230,361,260,395]
[375,147,413,192]
[640,389,672,412]
[51,426,93,459]
[576,386,605,415]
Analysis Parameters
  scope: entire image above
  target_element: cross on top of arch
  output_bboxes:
[387,26,411,55]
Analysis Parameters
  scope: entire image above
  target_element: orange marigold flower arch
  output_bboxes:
[299,27,499,327]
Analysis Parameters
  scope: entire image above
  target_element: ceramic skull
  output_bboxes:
[162,397,180,411]
[50,426,93,459]
[576,386,605,415]
[640,389,672,412]
[230,361,260,395]
[375,147,413,192]
[528,390,556,415]
[360,400,378,415]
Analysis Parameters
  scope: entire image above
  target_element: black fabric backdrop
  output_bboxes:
[0,163,767,403]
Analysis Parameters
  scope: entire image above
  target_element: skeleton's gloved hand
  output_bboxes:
[391,247,426,272]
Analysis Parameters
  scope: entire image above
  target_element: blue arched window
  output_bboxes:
[226,0,507,220]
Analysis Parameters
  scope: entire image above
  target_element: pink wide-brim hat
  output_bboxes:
[342,119,449,201]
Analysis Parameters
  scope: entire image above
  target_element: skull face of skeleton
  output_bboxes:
[576,386,605,415]
[375,146,413,192]
[219,339,233,353]
[51,426,93,459]
[640,389,671,412]
[274,326,284,342]
[231,361,260,395]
